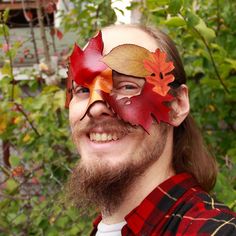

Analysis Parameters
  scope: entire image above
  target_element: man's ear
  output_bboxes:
[169,85,190,127]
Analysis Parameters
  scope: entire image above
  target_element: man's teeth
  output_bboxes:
[89,133,119,142]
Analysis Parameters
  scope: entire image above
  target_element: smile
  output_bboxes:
[89,132,121,142]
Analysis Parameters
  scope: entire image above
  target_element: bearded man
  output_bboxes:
[65,25,236,235]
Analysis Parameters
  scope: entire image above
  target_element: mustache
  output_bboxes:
[71,117,137,137]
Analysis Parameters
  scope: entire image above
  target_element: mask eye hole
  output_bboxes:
[114,81,141,96]
[73,86,90,99]
[112,71,145,98]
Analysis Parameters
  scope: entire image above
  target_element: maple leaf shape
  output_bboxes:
[144,49,175,96]
[67,31,113,111]
[103,82,173,132]
[69,31,107,85]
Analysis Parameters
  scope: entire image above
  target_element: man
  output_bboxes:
[66,25,236,235]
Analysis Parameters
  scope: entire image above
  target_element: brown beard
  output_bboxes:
[66,119,168,215]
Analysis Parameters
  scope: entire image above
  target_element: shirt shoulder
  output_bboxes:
[176,191,236,236]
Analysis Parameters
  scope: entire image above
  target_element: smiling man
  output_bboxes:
[66,25,236,235]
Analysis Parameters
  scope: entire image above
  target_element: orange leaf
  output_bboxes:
[12,166,25,177]
[86,68,112,108]
[144,49,175,96]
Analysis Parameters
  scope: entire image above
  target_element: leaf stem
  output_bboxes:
[14,103,41,137]
[192,27,229,93]
[0,18,15,100]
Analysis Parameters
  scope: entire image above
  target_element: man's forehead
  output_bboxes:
[101,25,159,54]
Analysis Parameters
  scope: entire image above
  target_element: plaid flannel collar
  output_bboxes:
[91,172,199,235]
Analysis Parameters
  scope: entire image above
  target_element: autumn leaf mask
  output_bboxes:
[66,31,175,132]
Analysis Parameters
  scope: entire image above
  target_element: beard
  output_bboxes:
[66,118,168,215]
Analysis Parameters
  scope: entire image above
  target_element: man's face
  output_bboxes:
[69,72,167,169]
[67,27,172,212]
[68,72,170,213]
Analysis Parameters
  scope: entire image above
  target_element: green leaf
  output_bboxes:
[53,90,65,109]
[164,17,186,27]
[68,226,81,235]
[1,62,11,76]
[146,0,169,9]
[55,216,69,228]
[225,58,236,69]
[195,19,216,41]
[6,179,18,192]
[168,0,183,14]
[9,155,21,167]
[185,10,200,27]
[0,24,9,37]
[13,213,27,225]
[3,9,10,23]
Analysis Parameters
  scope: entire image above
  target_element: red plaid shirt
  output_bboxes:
[90,173,236,235]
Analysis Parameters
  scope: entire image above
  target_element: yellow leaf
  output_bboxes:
[0,116,7,134]
[23,134,31,143]
[12,116,21,124]
[208,105,215,112]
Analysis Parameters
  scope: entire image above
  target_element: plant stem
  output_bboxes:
[21,0,40,64]
[45,11,57,53]
[14,103,41,137]
[1,18,15,101]
[36,0,53,75]
[192,27,229,93]
[2,140,10,167]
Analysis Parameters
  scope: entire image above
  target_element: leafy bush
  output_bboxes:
[136,0,236,208]
[0,0,235,235]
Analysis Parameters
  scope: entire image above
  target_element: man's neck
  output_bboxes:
[101,144,175,224]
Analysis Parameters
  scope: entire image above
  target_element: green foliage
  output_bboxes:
[60,0,116,46]
[0,1,116,235]
[140,0,236,209]
[0,0,235,235]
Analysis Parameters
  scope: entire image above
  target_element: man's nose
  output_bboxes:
[87,101,114,119]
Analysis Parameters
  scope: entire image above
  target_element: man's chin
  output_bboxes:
[66,160,137,215]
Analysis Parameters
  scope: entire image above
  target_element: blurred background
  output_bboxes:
[0,0,235,235]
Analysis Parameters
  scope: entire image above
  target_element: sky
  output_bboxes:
[111,0,131,24]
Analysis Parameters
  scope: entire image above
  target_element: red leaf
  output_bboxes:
[104,82,173,132]
[50,28,63,40]
[23,11,33,22]
[56,29,63,40]
[44,2,57,14]
[50,28,55,36]
[19,57,25,63]
[12,166,25,177]
[69,31,107,86]
[144,49,175,96]
[2,43,10,53]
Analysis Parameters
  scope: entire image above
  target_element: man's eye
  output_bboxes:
[122,84,137,90]
[75,87,89,94]
[73,86,90,99]
[115,82,141,96]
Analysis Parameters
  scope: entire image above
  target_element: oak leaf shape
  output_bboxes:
[144,49,175,96]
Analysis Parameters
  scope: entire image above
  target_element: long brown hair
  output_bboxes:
[139,25,217,192]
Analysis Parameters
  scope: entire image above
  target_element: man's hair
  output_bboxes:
[137,25,217,192]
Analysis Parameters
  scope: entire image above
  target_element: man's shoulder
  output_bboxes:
[175,190,236,235]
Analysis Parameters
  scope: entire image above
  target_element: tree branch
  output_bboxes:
[0,17,15,101]
[14,103,41,137]
[192,27,229,93]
